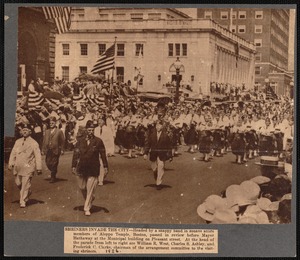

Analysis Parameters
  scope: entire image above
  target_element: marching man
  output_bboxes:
[8,123,42,208]
[72,120,108,216]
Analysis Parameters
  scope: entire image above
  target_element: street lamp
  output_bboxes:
[169,57,185,103]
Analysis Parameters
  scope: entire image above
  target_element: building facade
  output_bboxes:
[197,8,293,96]
[55,8,256,95]
[18,7,56,91]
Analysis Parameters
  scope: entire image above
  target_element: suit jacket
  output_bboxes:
[144,128,172,162]
[72,135,108,177]
[9,136,42,176]
[43,127,65,155]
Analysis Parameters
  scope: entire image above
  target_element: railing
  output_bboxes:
[69,19,255,50]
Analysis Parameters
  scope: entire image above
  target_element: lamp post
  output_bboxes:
[169,57,184,103]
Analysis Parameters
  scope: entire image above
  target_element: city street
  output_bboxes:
[4,145,262,224]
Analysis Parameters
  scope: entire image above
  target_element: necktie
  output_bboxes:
[22,138,26,146]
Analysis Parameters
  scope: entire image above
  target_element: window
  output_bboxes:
[131,13,143,20]
[230,25,237,33]
[116,67,124,82]
[255,53,262,61]
[175,44,180,56]
[99,13,108,19]
[182,44,187,56]
[238,11,246,19]
[204,11,212,19]
[113,13,126,19]
[255,11,263,19]
[62,66,69,81]
[254,39,262,47]
[255,25,263,33]
[98,44,106,55]
[62,44,69,55]
[117,44,125,56]
[80,44,88,56]
[135,44,143,56]
[238,25,246,33]
[72,8,85,19]
[168,43,188,56]
[148,13,161,20]
[255,66,261,75]
[79,66,87,74]
[232,11,237,19]
[168,43,173,56]
[220,11,228,20]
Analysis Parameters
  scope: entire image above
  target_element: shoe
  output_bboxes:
[20,202,26,208]
[84,210,91,216]
[49,177,56,183]
[98,182,103,186]
[156,185,163,190]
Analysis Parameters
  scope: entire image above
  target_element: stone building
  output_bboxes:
[55,8,256,95]
[18,7,56,91]
[197,8,294,96]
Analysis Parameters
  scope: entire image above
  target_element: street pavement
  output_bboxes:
[4,146,262,224]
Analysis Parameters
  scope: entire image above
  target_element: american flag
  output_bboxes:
[266,85,277,100]
[91,43,115,74]
[27,92,44,109]
[42,6,72,34]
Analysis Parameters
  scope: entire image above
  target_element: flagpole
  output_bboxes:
[110,37,117,107]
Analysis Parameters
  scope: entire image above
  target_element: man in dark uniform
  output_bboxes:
[42,117,65,183]
[72,120,108,216]
[144,120,173,189]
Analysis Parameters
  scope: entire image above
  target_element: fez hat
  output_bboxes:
[85,120,95,129]
[20,123,33,130]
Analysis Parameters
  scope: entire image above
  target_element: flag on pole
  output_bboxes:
[91,43,116,74]
[42,6,72,34]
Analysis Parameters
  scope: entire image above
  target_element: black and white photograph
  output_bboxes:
[3,4,297,256]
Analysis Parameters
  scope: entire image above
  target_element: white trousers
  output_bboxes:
[76,176,98,212]
[15,175,32,205]
[151,157,165,186]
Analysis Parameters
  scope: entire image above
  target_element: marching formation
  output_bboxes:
[8,77,294,217]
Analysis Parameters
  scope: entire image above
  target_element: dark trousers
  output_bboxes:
[46,150,60,178]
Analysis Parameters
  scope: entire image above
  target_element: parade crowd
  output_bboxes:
[8,76,294,218]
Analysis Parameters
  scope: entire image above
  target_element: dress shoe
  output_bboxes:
[156,185,163,190]
[84,210,91,216]
[49,177,56,183]
[20,202,26,208]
